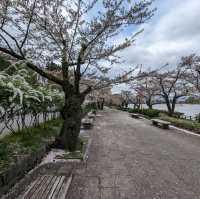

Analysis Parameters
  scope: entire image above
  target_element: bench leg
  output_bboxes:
[162,124,169,129]
[152,121,158,126]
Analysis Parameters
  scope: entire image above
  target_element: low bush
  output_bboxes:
[128,108,160,118]
[143,109,160,118]
[117,107,129,112]
[82,102,97,116]
[128,108,140,113]
[157,109,183,118]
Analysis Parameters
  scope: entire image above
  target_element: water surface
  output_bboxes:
[130,104,200,118]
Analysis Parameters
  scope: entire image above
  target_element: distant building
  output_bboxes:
[109,94,123,106]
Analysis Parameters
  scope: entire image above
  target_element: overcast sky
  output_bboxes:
[112,0,200,93]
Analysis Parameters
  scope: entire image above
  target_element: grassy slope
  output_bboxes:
[125,107,200,133]
[0,119,62,172]
[159,114,200,133]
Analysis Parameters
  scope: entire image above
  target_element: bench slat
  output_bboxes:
[130,113,140,119]
[151,119,170,125]
[151,119,170,129]
[51,176,65,199]
[21,175,69,199]
[23,176,46,199]
[42,176,58,199]
[32,175,53,199]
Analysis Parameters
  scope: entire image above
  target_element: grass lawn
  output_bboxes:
[123,107,200,134]
[159,114,200,133]
[0,118,62,173]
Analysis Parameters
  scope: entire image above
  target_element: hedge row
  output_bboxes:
[118,106,183,118]
[128,108,160,118]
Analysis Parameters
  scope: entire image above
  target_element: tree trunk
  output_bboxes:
[148,104,153,109]
[146,98,153,109]
[59,94,83,151]
[100,98,105,110]
[164,96,173,116]
[171,97,177,116]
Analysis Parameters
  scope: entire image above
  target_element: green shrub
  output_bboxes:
[195,113,200,123]
[128,108,140,113]
[118,107,129,112]
[157,109,183,118]
[128,108,159,118]
[83,103,97,115]
[0,141,9,160]
[143,109,160,118]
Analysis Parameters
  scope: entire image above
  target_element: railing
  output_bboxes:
[180,114,200,122]
[0,111,60,137]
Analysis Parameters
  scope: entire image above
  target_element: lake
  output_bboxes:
[129,104,200,118]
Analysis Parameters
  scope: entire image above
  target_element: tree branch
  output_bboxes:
[0,33,14,53]
[68,0,81,61]
[20,0,37,49]
[0,47,63,85]
[26,62,63,85]
[0,28,24,56]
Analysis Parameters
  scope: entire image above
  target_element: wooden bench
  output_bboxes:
[130,113,141,119]
[151,119,171,129]
[87,112,96,119]
[82,118,93,129]
[21,175,71,199]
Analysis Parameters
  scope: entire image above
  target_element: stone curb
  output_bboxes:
[83,137,92,163]
[170,125,200,137]
[129,111,200,138]
[1,112,98,198]
[1,131,93,199]
[0,143,52,197]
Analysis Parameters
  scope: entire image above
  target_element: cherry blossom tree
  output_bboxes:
[0,0,154,150]
[181,54,200,91]
[154,66,191,116]
[120,90,133,108]
[132,76,160,109]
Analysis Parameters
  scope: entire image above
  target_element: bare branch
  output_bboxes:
[20,0,37,49]
[0,28,24,56]
[0,33,14,53]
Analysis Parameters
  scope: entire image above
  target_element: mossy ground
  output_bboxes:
[64,136,89,160]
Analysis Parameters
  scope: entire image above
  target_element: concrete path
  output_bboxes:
[67,109,200,199]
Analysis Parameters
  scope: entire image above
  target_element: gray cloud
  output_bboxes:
[117,0,200,71]
[111,0,200,93]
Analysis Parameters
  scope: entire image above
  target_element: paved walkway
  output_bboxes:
[67,109,200,199]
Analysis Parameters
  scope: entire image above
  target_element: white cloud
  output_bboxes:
[118,0,200,69]
[111,0,200,93]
